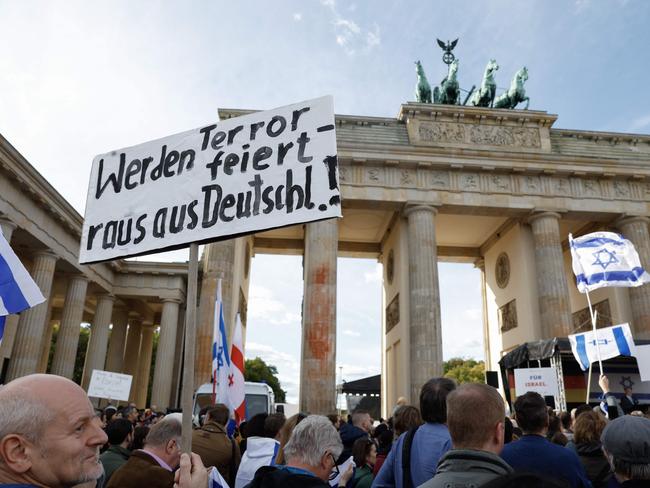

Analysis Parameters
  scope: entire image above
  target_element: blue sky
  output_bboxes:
[1,0,649,402]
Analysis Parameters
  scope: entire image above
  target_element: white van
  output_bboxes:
[193,382,275,423]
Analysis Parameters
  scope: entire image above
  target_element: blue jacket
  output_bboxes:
[371,423,451,488]
[501,434,593,488]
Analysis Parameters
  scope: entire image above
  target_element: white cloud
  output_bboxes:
[363,263,382,283]
[629,114,650,132]
[342,329,361,337]
[462,308,482,321]
[292,13,302,21]
[320,2,381,55]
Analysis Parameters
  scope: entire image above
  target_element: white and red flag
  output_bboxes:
[229,313,246,425]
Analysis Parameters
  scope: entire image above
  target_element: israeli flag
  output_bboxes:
[569,323,637,371]
[0,231,45,344]
[209,467,231,488]
[569,231,650,293]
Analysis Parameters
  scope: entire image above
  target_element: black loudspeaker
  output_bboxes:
[544,396,556,409]
[485,371,500,388]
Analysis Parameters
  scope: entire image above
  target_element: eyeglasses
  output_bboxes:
[328,452,340,481]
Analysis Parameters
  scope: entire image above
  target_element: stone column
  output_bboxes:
[51,275,89,379]
[7,250,58,380]
[300,219,338,415]
[0,218,19,361]
[105,307,128,373]
[0,217,17,241]
[81,294,115,389]
[151,299,181,410]
[475,258,491,369]
[170,305,186,409]
[618,216,650,339]
[195,240,236,388]
[135,323,155,408]
[405,205,442,403]
[529,211,572,338]
[123,315,142,402]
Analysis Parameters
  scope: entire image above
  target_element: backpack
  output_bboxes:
[401,426,420,488]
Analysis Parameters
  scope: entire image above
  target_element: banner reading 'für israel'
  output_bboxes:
[80,96,340,263]
[569,231,650,293]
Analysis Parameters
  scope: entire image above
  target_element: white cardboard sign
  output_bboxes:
[514,367,559,398]
[80,96,340,263]
[87,370,133,401]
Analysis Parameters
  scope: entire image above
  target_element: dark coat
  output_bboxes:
[192,421,240,486]
[619,395,639,415]
[338,423,368,463]
[419,449,514,488]
[106,450,174,488]
[573,442,612,488]
[100,445,131,484]
[243,465,329,488]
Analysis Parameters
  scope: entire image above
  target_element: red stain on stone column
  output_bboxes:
[306,265,333,362]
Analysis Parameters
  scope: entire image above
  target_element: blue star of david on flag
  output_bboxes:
[570,231,650,293]
[592,249,618,270]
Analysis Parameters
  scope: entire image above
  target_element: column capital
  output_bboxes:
[0,217,17,232]
[403,204,438,218]
[33,249,58,261]
[615,215,650,229]
[473,257,485,271]
[527,210,563,225]
[161,297,182,304]
[96,293,116,303]
[68,274,90,284]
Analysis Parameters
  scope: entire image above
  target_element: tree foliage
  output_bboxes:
[443,357,485,384]
[244,357,286,403]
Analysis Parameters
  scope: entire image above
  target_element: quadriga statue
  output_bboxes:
[433,58,460,105]
[494,66,530,110]
[414,60,432,103]
[470,59,499,107]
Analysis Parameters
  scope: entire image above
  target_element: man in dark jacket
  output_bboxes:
[99,418,133,483]
[338,409,372,463]
[501,392,592,488]
[192,404,240,486]
[245,415,353,488]
[619,387,639,415]
[419,383,512,488]
[601,415,650,486]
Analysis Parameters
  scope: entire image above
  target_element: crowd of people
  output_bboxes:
[0,373,648,488]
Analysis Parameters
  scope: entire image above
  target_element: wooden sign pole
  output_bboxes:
[181,242,199,453]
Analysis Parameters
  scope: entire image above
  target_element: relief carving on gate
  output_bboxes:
[416,121,540,148]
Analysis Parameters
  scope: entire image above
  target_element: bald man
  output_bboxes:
[0,374,108,488]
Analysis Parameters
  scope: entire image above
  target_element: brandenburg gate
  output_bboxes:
[2,102,650,417]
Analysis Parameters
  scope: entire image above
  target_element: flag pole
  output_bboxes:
[585,291,603,375]
[181,242,199,453]
[586,362,592,404]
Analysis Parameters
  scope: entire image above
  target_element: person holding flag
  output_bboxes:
[0,231,45,346]
[569,231,650,406]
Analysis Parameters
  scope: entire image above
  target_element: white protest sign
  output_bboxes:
[514,367,559,398]
[80,96,340,263]
[87,370,132,401]
[636,344,650,382]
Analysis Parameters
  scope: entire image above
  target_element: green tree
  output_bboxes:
[443,357,485,384]
[47,324,90,385]
[244,357,286,403]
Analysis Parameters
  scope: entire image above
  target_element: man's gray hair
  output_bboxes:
[144,417,182,447]
[283,415,342,466]
[607,453,650,481]
[0,386,54,444]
